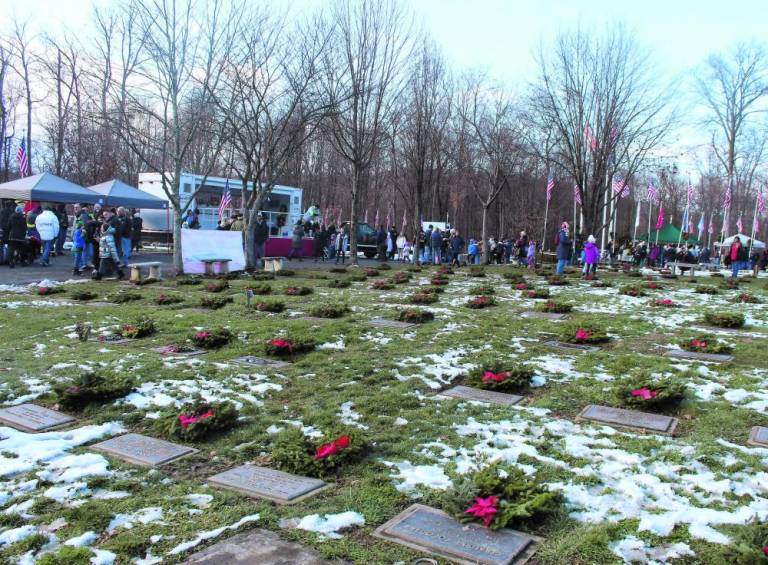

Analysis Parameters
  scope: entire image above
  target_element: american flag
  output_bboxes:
[546,171,555,202]
[736,215,744,234]
[16,136,29,178]
[401,210,407,233]
[758,189,765,216]
[697,213,705,237]
[612,174,626,195]
[620,183,630,199]
[655,206,664,230]
[647,180,659,203]
[218,179,232,221]
[583,125,598,152]
[573,183,582,206]
[687,183,694,205]
[708,219,715,235]
[723,188,732,210]
[754,216,760,233]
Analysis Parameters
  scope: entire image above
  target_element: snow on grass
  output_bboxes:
[318,338,345,350]
[167,514,259,555]
[0,525,37,546]
[382,460,453,492]
[108,507,165,533]
[337,401,369,430]
[610,535,695,564]
[291,511,365,539]
[394,347,477,389]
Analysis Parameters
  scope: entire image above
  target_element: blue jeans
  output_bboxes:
[556,259,568,274]
[41,239,54,265]
[73,248,83,270]
[731,260,742,278]
[432,245,441,264]
[121,238,132,262]
[56,228,67,254]
[83,242,94,266]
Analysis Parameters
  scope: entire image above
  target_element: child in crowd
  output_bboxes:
[467,239,479,265]
[71,220,86,275]
[527,240,536,268]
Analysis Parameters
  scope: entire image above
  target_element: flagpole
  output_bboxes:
[647,200,652,247]
[632,201,639,242]
[572,193,577,257]
[749,192,759,258]
[541,198,550,253]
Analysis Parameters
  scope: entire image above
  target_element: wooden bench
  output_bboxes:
[671,262,698,276]
[202,258,232,275]
[263,257,284,272]
[128,262,162,283]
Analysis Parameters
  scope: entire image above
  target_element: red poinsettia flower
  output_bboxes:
[38,287,50,294]
[647,282,658,289]
[515,283,527,290]
[465,495,499,527]
[691,339,708,349]
[482,371,510,383]
[195,331,211,340]
[314,435,351,459]
[574,329,591,341]
[269,338,293,351]
[630,388,658,400]
[763,545,768,557]
[178,409,214,428]
[657,299,674,306]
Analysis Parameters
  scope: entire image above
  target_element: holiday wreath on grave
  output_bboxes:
[157,398,239,441]
[252,300,285,313]
[397,308,434,324]
[265,336,316,356]
[110,291,142,304]
[703,311,745,329]
[204,280,229,293]
[328,279,351,289]
[650,298,678,308]
[695,285,720,295]
[678,334,733,355]
[247,284,272,295]
[70,290,97,301]
[469,285,495,295]
[270,427,367,478]
[465,361,534,393]
[54,372,134,411]
[284,286,313,296]
[560,321,609,344]
[390,271,411,284]
[308,304,349,319]
[408,292,439,304]
[190,328,233,349]
[441,462,561,530]
[154,293,183,305]
[37,286,64,296]
[118,317,156,339]
[466,295,497,309]
[200,295,234,310]
[619,285,646,297]
[535,301,572,314]
[372,279,395,290]
[614,373,687,411]
[527,288,550,299]
[735,292,759,304]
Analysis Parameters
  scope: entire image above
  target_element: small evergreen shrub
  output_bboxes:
[200,295,233,309]
[308,304,349,318]
[154,293,183,305]
[204,280,229,293]
[365,268,380,276]
[177,277,203,285]
[251,272,275,281]
[328,279,351,289]
[270,427,366,478]
[408,292,438,304]
[703,311,745,329]
[527,288,550,299]
[468,266,486,277]
[284,286,313,296]
[397,308,434,324]
[372,280,394,290]
[469,285,495,295]
[274,269,296,276]
[156,399,239,441]
[253,300,285,313]
[390,271,410,284]
[247,284,272,295]
[466,295,496,309]
[695,285,719,295]
[110,291,142,304]
[190,328,233,349]
[118,317,156,339]
[70,290,97,301]
[465,362,534,393]
[54,373,134,411]
[735,292,759,304]
[535,301,572,313]
[619,285,645,297]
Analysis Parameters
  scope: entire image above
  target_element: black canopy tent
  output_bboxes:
[0,173,103,204]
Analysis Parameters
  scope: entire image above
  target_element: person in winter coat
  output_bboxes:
[6,206,27,268]
[375,225,387,261]
[449,230,465,267]
[253,213,269,262]
[314,225,328,262]
[467,239,479,265]
[555,222,572,275]
[54,204,69,256]
[131,211,143,253]
[94,215,125,280]
[288,221,304,261]
[335,225,349,264]
[35,207,60,267]
[527,240,536,268]
[431,228,443,264]
[516,231,529,265]
[730,236,749,278]
[0,201,13,264]
[71,220,86,275]
[583,235,599,276]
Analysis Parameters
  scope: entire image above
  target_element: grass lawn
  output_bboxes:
[0,265,767,564]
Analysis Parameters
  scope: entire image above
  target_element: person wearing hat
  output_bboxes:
[555,221,572,275]
[230,213,244,231]
[6,206,27,268]
[253,212,269,263]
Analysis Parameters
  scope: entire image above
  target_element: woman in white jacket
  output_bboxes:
[35,207,60,266]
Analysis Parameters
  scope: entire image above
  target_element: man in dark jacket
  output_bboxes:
[55,204,69,256]
[376,225,387,261]
[555,222,572,275]
[0,200,13,264]
[6,206,27,268]
[253,213,269,263]
[131,211,143,253]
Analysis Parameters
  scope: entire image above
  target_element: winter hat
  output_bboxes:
[588,235,596,243]
[15,205,23,214]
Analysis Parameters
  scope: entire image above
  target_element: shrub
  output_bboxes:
[419,285,445,294]
[110,291,142,304]
[253,300,285,313]
[466,295,496,309]
[372,280,394,290]
[118,317,156,339]
[191,328,233,349]
[526,288,550,299]
[443,462,561,530]
[308,304,349,318]
[437,265,454,275]
[270,427,366,478]
[275,269,296,276]
[430,276,449,286]
[70,290,97,301]
[204,280,229,293]
[560,321,609,344]
[407,266,422,273]
[720,278,740,289]
[708,519,768,565]
[251,272,275,281]
[284,286,313,296]
[465,362,534,393]
[37,547,92,565]
[365,268,380,276]
[514,282,529,290]
[467,266,485,277]
[132,277,159,286]
[397,308,434,324]
[390,271,411,284]
[679,334,732,354]
[618,285,645,297]
[703,311,745,329]
[156,399,239,441]
[591,280,612,288]
[247,284,272,295]
[328,279,351,289]
[154,293,183,305]
[329,267,348,274]
[695,285,719,294]
[409,292,438,304]
[502,271,525,283]
[54,372,134,411]
[614,375,686,412]
[377,263,392,270]
[650,298,678,308]
[200,295,234,309]
[644,281,663,290]
[470,285,495,295]
[347,274,367,282]
[37,286,64,296]
[536,301,572,314]
[176,277,203,285]
[735,292,759,304]
[547,275,568,286]
[265,336,315,356]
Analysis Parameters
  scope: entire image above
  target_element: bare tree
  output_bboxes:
[11,20,35,175]
[323,0,413,265]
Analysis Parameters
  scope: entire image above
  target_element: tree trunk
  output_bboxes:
[481,204,489,264]
[349,166,361,266]
[172,211,183,274]
[413,194,421,265]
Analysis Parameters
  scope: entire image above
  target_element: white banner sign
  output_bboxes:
[180,229,246,273]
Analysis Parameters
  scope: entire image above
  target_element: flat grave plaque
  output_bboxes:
[90,336,133,345]
[369,318,416,330]
[663,349,733,363]
[373,504,539,565]
[231,356,291,369]
[441,386,524,406]
[207,464,328,504]
[297,316,331,323]
[521,311,567,321]
[748,426,768,447]
[91,433,197,467]
[576,405,678,435]
[0,403,76,432]
[543,340,600,353]
[150,346,206,357]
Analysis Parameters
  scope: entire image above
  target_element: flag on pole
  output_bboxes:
[573,183,582,206]
[583,125,598,151]
[364,210,368,224]
[758,189,766,216]
[612,174,626,195]
[708,219,714,235]
[647,180,659,203]
[16,136,29,178]
[218,179,232,221]
[655,206,665,230]
[687,183,695,205]
[723,188,732,210]
[721,217,728,234]
[620,183,630,199]
[681,207,689,234]
[634,202,641,227]
[754,216,760,233]
[546,171,555,202]
[374,209,379,227]
[697,213,705,238]
[736,215,744,234]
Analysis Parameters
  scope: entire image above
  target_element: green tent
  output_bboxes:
[636,223,700,245]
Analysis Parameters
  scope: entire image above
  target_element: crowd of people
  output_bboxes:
[0,200,143,278]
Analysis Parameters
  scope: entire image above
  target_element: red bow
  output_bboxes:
[178,409,214,428]
[465,495,499,527]
[314,435,351,459]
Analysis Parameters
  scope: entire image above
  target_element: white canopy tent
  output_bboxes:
[716,234,765,250]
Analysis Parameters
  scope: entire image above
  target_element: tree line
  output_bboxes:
[1,0,766,268]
